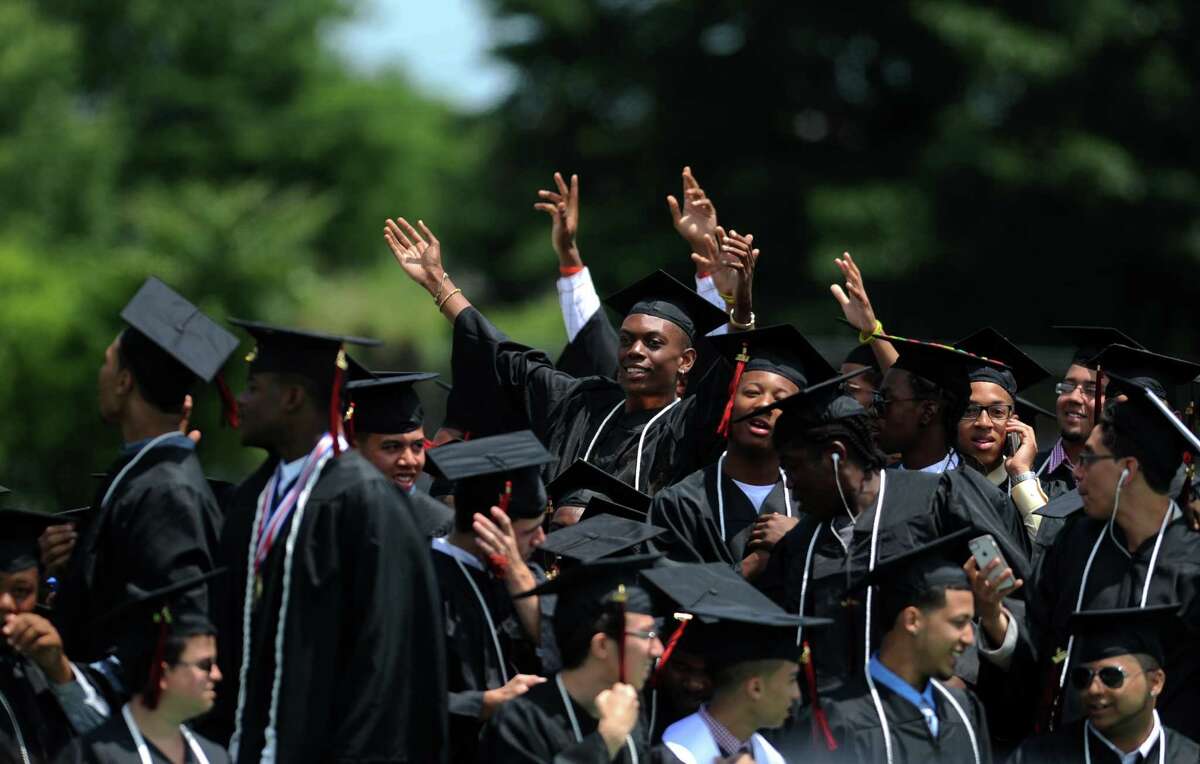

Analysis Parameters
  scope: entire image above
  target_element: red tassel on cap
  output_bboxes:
[802,641,838,751]
[716,344,751,437]
[329,350,348,456]
[142,608,172,710]
[215,372,240,428]
[651,613,692,688]
[613,584,628,684]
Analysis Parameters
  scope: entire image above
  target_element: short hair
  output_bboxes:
[910,372,966,447]
[774,413,888,472]
[879,580,973,634]
[275,371,331,416]
[1098,413,1175,494]
[711,658,782,695]
[1133,652,1162,673]
[556,609,620,670]
[117,328,194,414]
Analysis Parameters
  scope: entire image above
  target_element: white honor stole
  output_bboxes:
[661,712,785,764]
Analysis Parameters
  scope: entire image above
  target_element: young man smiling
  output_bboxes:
[384,214,750,496]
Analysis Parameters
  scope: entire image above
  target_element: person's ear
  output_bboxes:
[746,675,764,700]
[114,366,135,397]
[590,631,611,663]
[917,400,938,427]
[828,441,848,470]
[902,606,922,635]
[279,382,308,415]
[678,346,697,376]
[1147,667,1165,698]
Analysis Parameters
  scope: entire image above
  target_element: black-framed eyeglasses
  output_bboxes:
[173,657,216,673]
[1070,664,1143,690]
[1077,451,1119,468]
[871,391,926,412]
[960,403,1015,422]
[1055,381,1098,399]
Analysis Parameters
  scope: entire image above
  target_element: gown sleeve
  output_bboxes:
[647,477,736,566]
[556,309,619,379]
[481,700,614,764]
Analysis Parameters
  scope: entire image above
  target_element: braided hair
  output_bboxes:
[774,410,888,471]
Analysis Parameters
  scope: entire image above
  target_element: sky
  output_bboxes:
[331,0,515,111]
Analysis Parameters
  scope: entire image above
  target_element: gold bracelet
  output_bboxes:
[728,306,755,331]
[433,272,450,304]
[437,288,463,310]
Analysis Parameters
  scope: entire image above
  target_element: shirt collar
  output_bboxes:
[430,536,484,571]
[868,654,936,711]
[276,455,307,489]
[898,450,960,474]
[697,704,750,756]
[1088,710,1162,763]
[986,459,1008,487]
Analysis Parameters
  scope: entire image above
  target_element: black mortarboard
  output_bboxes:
[538,514,665,563]
[955,328,1050,395]
[0,509,57,574]
[547,459,651,512]
[91,568,226,709]
[1034,488,1084,519]
[603,270,728,341]
[1104,374,1200,479]
[708,325,837,391]
[1069,604,1180,665]
[864,529,975,628]
[1054,326,1144,366]
[888,334,1010,403]
[1084,344,1200,402]
[734,366,871,426]
[641,563,831,668]
[121,278,240,383]
[1015,396,1055,424]
[424,430,553,520]
[580,496,650,524]
[346,372,438,435]
[843,343,881,370]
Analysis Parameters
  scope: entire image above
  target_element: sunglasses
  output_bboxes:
[173,658,216,673]
[1070,664,1143,690]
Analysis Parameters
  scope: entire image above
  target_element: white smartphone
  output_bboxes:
[968,534,1015,594]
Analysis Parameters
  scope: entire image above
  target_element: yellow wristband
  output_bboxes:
[858,320,883,344]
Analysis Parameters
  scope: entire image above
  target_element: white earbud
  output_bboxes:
[1118,467,1130,487]
[832,452,841,469]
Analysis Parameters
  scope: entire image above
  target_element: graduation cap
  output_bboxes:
[955,327,1050,395]
[1104,373,1200,502]
[733,366,871,428]
[1053,326,1143,367]
[887,334,1010,404]
[707,325,838,436]
[538,513,665,563]
[843,342,881,370]
[0,509,58,574]
[864,528,975,628]
[1069,604,1180,666]
[424,430,553,520]
[603,270,728,341]
[581,496,649,524]
[229,319,382,455]
[1084,344,1200,402]
[120,277,241,423]
[91,568,226,709]
[1015,396,1055,425]
[345,372,439,436]
[547,459,651,513]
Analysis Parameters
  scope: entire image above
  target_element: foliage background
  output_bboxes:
[2,0,1197,507]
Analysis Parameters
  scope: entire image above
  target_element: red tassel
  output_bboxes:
[423,438,436,450]
[716,345,751,437]
[329,350,347,456]
[802,641,837,751]
[651,615,691,688]
[497,480,513,514]
[142,611,170,710]
[613,584,628,684]
[215,372,240,428]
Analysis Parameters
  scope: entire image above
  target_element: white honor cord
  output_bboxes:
[1057,497,1175,691]
[931,682,981,764]
[229,438,338,762]
[455,558,510,684]
[862,471,891,764]
[715,451,792,542]
[1083,715,1165,764]
[122,704,210,764]
[101,431,183,508]
[583,398,681,493]
[556,674,637,763]
[795,529,821,647]
[0,689,30,764]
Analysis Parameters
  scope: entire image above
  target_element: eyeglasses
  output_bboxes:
[871,392,926,412]
[172,658,216,673]
[624,629,659,642]
[1077,451,1119,468]
[1055,381,1098,399]
[960,403,1015,422]
[1070,665,1143,690]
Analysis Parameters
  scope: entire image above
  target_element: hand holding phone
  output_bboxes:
[968,534,1015,595]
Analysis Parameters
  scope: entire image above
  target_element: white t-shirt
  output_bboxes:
[730,479,775,512]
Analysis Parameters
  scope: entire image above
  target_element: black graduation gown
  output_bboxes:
[755,469,1031,702]
[431,545,539,764]
[452,308,730,495]
[73,714,230,763]
[1010,719,1200,764]
[228,451,447,764]
[0,653,77,764]
[556,310,619,379]
[53,438,222,662]
[785,676,992,763]
[478,674,653,764]
[647,463,793,564]
[1030,488,1082,562]
[1028,508,1200,740]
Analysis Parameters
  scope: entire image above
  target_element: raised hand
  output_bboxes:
[179,394,201,445]
[596,682,640,756]
[384,217,445,295]
[38,524,76,577]
[830,252,879,334]
[690,227,738,297]
[3,613,71,683]
[964,556,1022,647]
[1004,419,1039,477]
[724,229,760,327]
[533,172,582,269]
[667,166,719,264]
